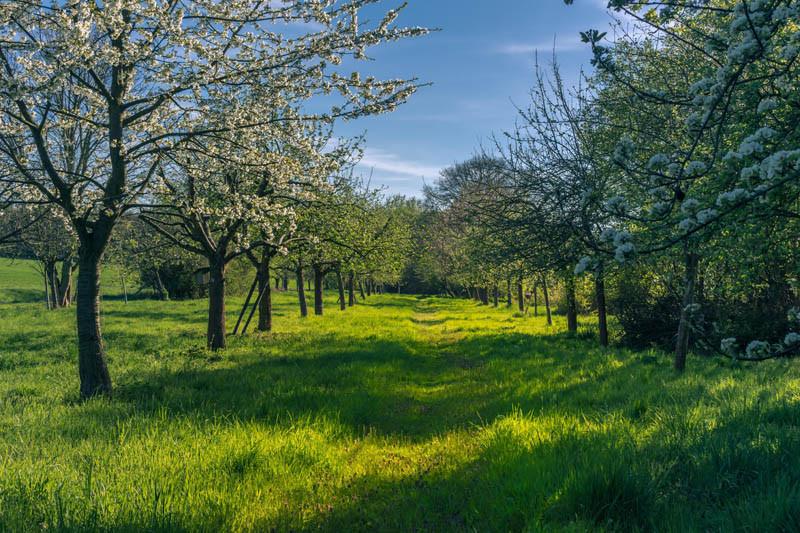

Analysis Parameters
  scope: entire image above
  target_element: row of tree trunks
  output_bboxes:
[43,258,76,310]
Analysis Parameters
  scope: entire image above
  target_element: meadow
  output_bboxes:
[2,260,800,531]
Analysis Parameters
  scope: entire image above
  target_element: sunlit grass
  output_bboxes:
[1,266,800,531]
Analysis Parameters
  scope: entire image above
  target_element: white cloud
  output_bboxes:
[497,35,587,56]
[358,148,443,178]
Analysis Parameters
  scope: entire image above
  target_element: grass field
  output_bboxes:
[2,262,800,531]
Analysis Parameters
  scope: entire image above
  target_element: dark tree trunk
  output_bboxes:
[359,279,366,300]
[480,286,489,305]
[313,264,324,315]
[336,268,346,311]
[282,273,289,291]
[596,269,609,347]
[366,279,372,296]
[75,251,112,398]
[274,276,280,289]
[533,283,539,317]
[674,252,699,371]
[348,271,356,307]
[517,278,524,313]
[207,256,227,350]
[565,273,578,334]
[542,276,553,326]
[506,278,512,307]
[297,265,308,318]
[493,284,499,307]
[257,253,272,332]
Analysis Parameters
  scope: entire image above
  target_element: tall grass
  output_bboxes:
[1,271,799,531]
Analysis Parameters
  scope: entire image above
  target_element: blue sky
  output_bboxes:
[335,0,622,196]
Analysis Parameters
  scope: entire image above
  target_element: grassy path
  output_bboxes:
[1,292,800,531]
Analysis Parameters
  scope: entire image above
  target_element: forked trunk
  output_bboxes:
[674,252,699,371]
[207,256,227,350]
[75,251,112,399]
[257,253,272,332]
[297,266,308,318]
[336,268,346,311]
[313,264,324,315]
[58,257,75,307]
[596,270,609,347]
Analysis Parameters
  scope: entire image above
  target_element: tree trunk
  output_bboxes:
[542,276,553,326]
[674,252,699,371]
[207,256,227,350]
[492,284,499,307]
[282,273,288,291]
[533,283,539,316]
[46,260,61,308]
[59,258,75,307]
[366,279,372,296]
[336,268,346,311]
[565,273,578,334]
[43,266,51,310]
[75,251,112,398]
[154,267,169,301]
[297,265,308,318]
[348,271,356,307]
[359,279,366,300]
[596,269,609,347]
[480,286,489,305]
[120,270,128,304]
[257,253,272,332]
[506,278,512,307]
[313,264,324,315]
[517,278,524,312]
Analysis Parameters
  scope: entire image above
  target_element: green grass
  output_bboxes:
[1,271,800,531]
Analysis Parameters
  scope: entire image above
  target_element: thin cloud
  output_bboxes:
[497,35,587,56]
[358,148,443,178]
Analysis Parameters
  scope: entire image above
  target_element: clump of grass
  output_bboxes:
[546,460,654,531]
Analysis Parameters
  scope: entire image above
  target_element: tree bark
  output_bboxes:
[336,268,346,311]
[517,278,524,313]
[506,278,512,307]
[75,251,112,398]
[366,279,372,296]
[257,252,272,332]
[348,271,356,307]
[533,283,538,317]
[46,260,60,309]
[674,252,699,371]
[359,279,366,300]
[480,286,489,305]
[207,256,227,350]
[297,265,308,318]
[282,273,289,291]
[492,284,499,308]
[596,269,609,347]
[313,264,324,315]
[542,276,553,326]
[565,273,578,334]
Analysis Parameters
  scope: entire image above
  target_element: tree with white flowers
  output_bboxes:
[0,0,428,397]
